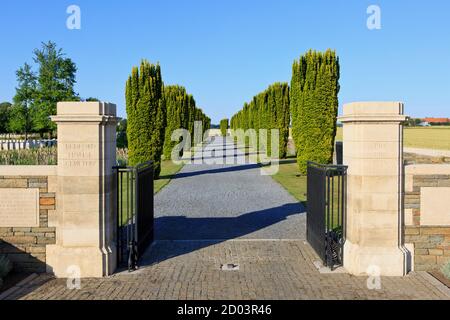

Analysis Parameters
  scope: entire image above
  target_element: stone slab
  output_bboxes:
[0,188,40,227]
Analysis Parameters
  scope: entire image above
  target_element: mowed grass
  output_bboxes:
[271,157,307,203]
[155,160,184,194]
[335,126,450,150]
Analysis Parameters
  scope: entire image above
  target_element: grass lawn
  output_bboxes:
[271,157,307,203]
[335,126,450,150]
[154,160,184,194]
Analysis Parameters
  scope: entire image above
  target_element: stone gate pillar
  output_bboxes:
[339,102,409,276]
[47,102,118,277]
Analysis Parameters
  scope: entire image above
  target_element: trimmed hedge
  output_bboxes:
[163,85,210,158]
[230,83,290,158]
[220,119,229,136]
[163,85,189,160]
[125,60,166,178]
[290,49,340,174]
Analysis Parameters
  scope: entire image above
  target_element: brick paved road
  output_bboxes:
[5,240,450,300]
[3,137,450,300]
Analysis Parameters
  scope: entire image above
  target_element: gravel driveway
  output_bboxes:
[154,136,306,240]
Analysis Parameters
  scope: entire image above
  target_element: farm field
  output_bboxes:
[275,126,450,203]
[335,126,450,150]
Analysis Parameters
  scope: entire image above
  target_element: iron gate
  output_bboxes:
[114,161,154,271]
[307,162,347,270]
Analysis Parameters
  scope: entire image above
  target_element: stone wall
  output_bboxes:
[0,167,57,273]
[404,164,450,271]
[404,152,450,165]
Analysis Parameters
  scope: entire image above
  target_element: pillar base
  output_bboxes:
[344,240,410,276]
[46,245,116,278]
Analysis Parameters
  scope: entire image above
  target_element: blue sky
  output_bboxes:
[0,0,449,123]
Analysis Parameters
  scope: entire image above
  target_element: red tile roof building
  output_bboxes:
[424,118,450,124]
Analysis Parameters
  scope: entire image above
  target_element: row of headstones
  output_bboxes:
[0,139,57,150]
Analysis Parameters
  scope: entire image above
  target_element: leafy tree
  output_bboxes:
[31,41,79,136]
[10,63,37,139]
[85,97,100,102]
[0,102,12,134]
[125,60,166,178]
[291,49,340,173]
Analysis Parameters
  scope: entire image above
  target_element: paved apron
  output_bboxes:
[4,137,450,300]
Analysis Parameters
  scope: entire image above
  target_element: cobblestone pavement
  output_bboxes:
[4,137,450,300]
[5,240,450,300]
[154,136,306,240]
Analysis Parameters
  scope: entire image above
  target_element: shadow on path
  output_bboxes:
[140,202,305,266]
[159,163,263,179]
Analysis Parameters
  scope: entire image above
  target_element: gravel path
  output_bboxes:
[154,136,306,240]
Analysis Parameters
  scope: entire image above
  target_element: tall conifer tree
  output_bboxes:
[290,49,340,173]
[125,60,166,178]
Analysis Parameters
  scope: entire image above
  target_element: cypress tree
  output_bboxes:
[220,119,229,136]
[163,85,189,160]
[125,60,166,178]
[230,82,290,158]
[291,49,340,174]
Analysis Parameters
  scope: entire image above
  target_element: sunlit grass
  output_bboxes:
[271,157,307,203]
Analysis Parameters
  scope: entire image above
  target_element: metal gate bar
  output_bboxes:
[307,162,347,270]
[114,161,154,271]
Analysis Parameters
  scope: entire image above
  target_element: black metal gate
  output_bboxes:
[307,162,347,270]
[114,161,154,271]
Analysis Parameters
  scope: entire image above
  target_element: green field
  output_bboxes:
[335,126,450,150]
[403,127,450,150]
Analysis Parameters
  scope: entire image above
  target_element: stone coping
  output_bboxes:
[405,164,450,175]
[0,165,57,176]
[404,148,450,158]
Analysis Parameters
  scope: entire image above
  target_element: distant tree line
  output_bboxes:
[125,60,211,178]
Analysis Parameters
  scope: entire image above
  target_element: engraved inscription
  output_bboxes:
[59,143,98,167]
[0,189,40,227]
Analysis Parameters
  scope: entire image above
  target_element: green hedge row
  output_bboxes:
[230,49,340,170]
[230,83,290,158]
[220,119,229,136]
[163,85,210,160]
[126,61,211,177]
